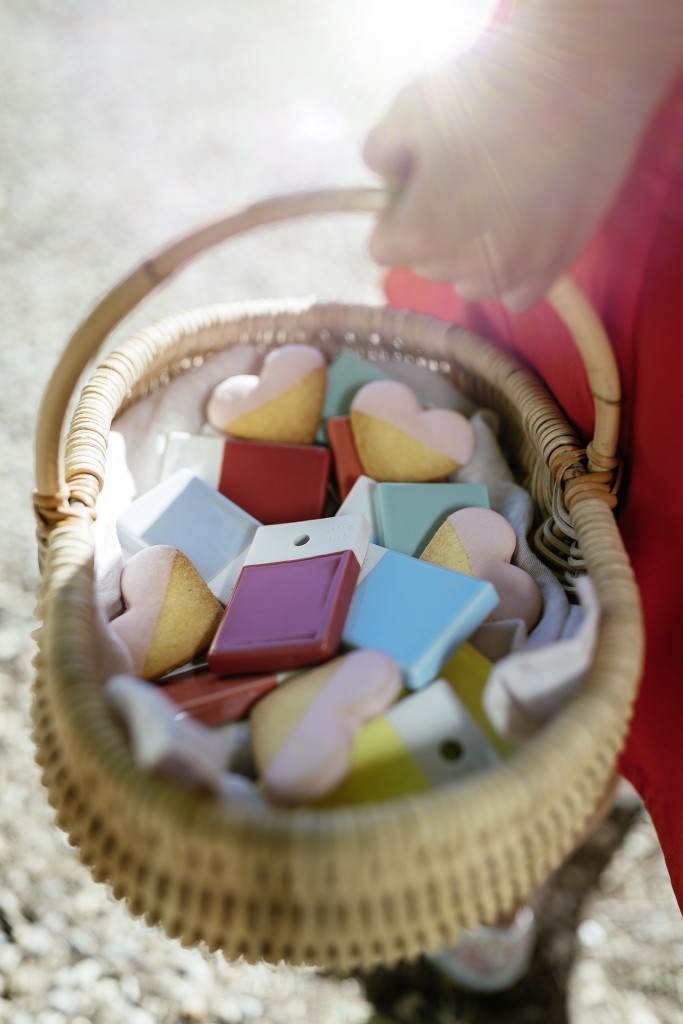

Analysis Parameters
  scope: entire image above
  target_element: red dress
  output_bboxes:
[383,73,683,908]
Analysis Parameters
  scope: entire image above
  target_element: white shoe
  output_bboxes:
[429,906,536,993]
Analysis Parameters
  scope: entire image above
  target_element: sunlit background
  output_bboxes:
[284,0,497,147]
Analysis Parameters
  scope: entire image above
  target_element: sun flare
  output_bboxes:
[356,0,498,77]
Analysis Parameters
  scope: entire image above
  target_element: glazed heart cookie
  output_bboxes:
[250,649,401,803]
[350,380,475,482]
[110,545,224,679]
[206,344,327,444]
[420,507,542,631]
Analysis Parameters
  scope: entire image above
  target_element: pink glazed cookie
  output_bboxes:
[420,507,542,631]
[110,546,224,680]
[250,649,401,804]
[350,380,475,481]
[206,344,327,444]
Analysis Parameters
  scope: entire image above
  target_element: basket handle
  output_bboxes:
[34,186,620,523]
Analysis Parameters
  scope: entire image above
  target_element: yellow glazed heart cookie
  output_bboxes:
[350,380,475,481]
[250,649,401,803]
[420,507,542,631]
[206,344,327,444]
[110,546,224,679]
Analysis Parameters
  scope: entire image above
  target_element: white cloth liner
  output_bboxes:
[482,576,599,743]
[456,410,571,649]
[106,676,268,813]
[94,347,598,748]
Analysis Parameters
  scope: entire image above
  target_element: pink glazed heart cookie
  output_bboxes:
[206,344,327,444]
[110,546,224,680]
[350,380,475,482]
[420,507,542,631]
[250,649,401,803]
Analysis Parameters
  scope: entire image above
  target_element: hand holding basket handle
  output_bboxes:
[363,0,683,314]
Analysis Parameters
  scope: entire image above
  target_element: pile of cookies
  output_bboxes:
[107,345,541,808]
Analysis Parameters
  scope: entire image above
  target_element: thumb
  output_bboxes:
[363,89,420,184]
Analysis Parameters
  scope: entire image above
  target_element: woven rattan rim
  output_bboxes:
[32,192,643,969]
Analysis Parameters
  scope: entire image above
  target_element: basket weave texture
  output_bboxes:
[32,190,643,970]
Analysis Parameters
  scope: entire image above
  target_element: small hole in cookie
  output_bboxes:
[440,739,464,762]
[293,534,310,546]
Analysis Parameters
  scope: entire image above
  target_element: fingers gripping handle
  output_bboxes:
[34,186,619,528]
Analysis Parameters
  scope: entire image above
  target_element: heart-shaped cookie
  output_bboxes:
[250,649,401,803]
[316,676,499,808]
[206,344,327,444]
[420,507,542,631]
[110,546,224,680]
[350,380,475,481]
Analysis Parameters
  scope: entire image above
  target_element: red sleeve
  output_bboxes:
[383,72,683,909]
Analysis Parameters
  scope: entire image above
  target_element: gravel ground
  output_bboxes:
[1,2,681,1021]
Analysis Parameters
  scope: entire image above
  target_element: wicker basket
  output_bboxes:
[32,188,643,970]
